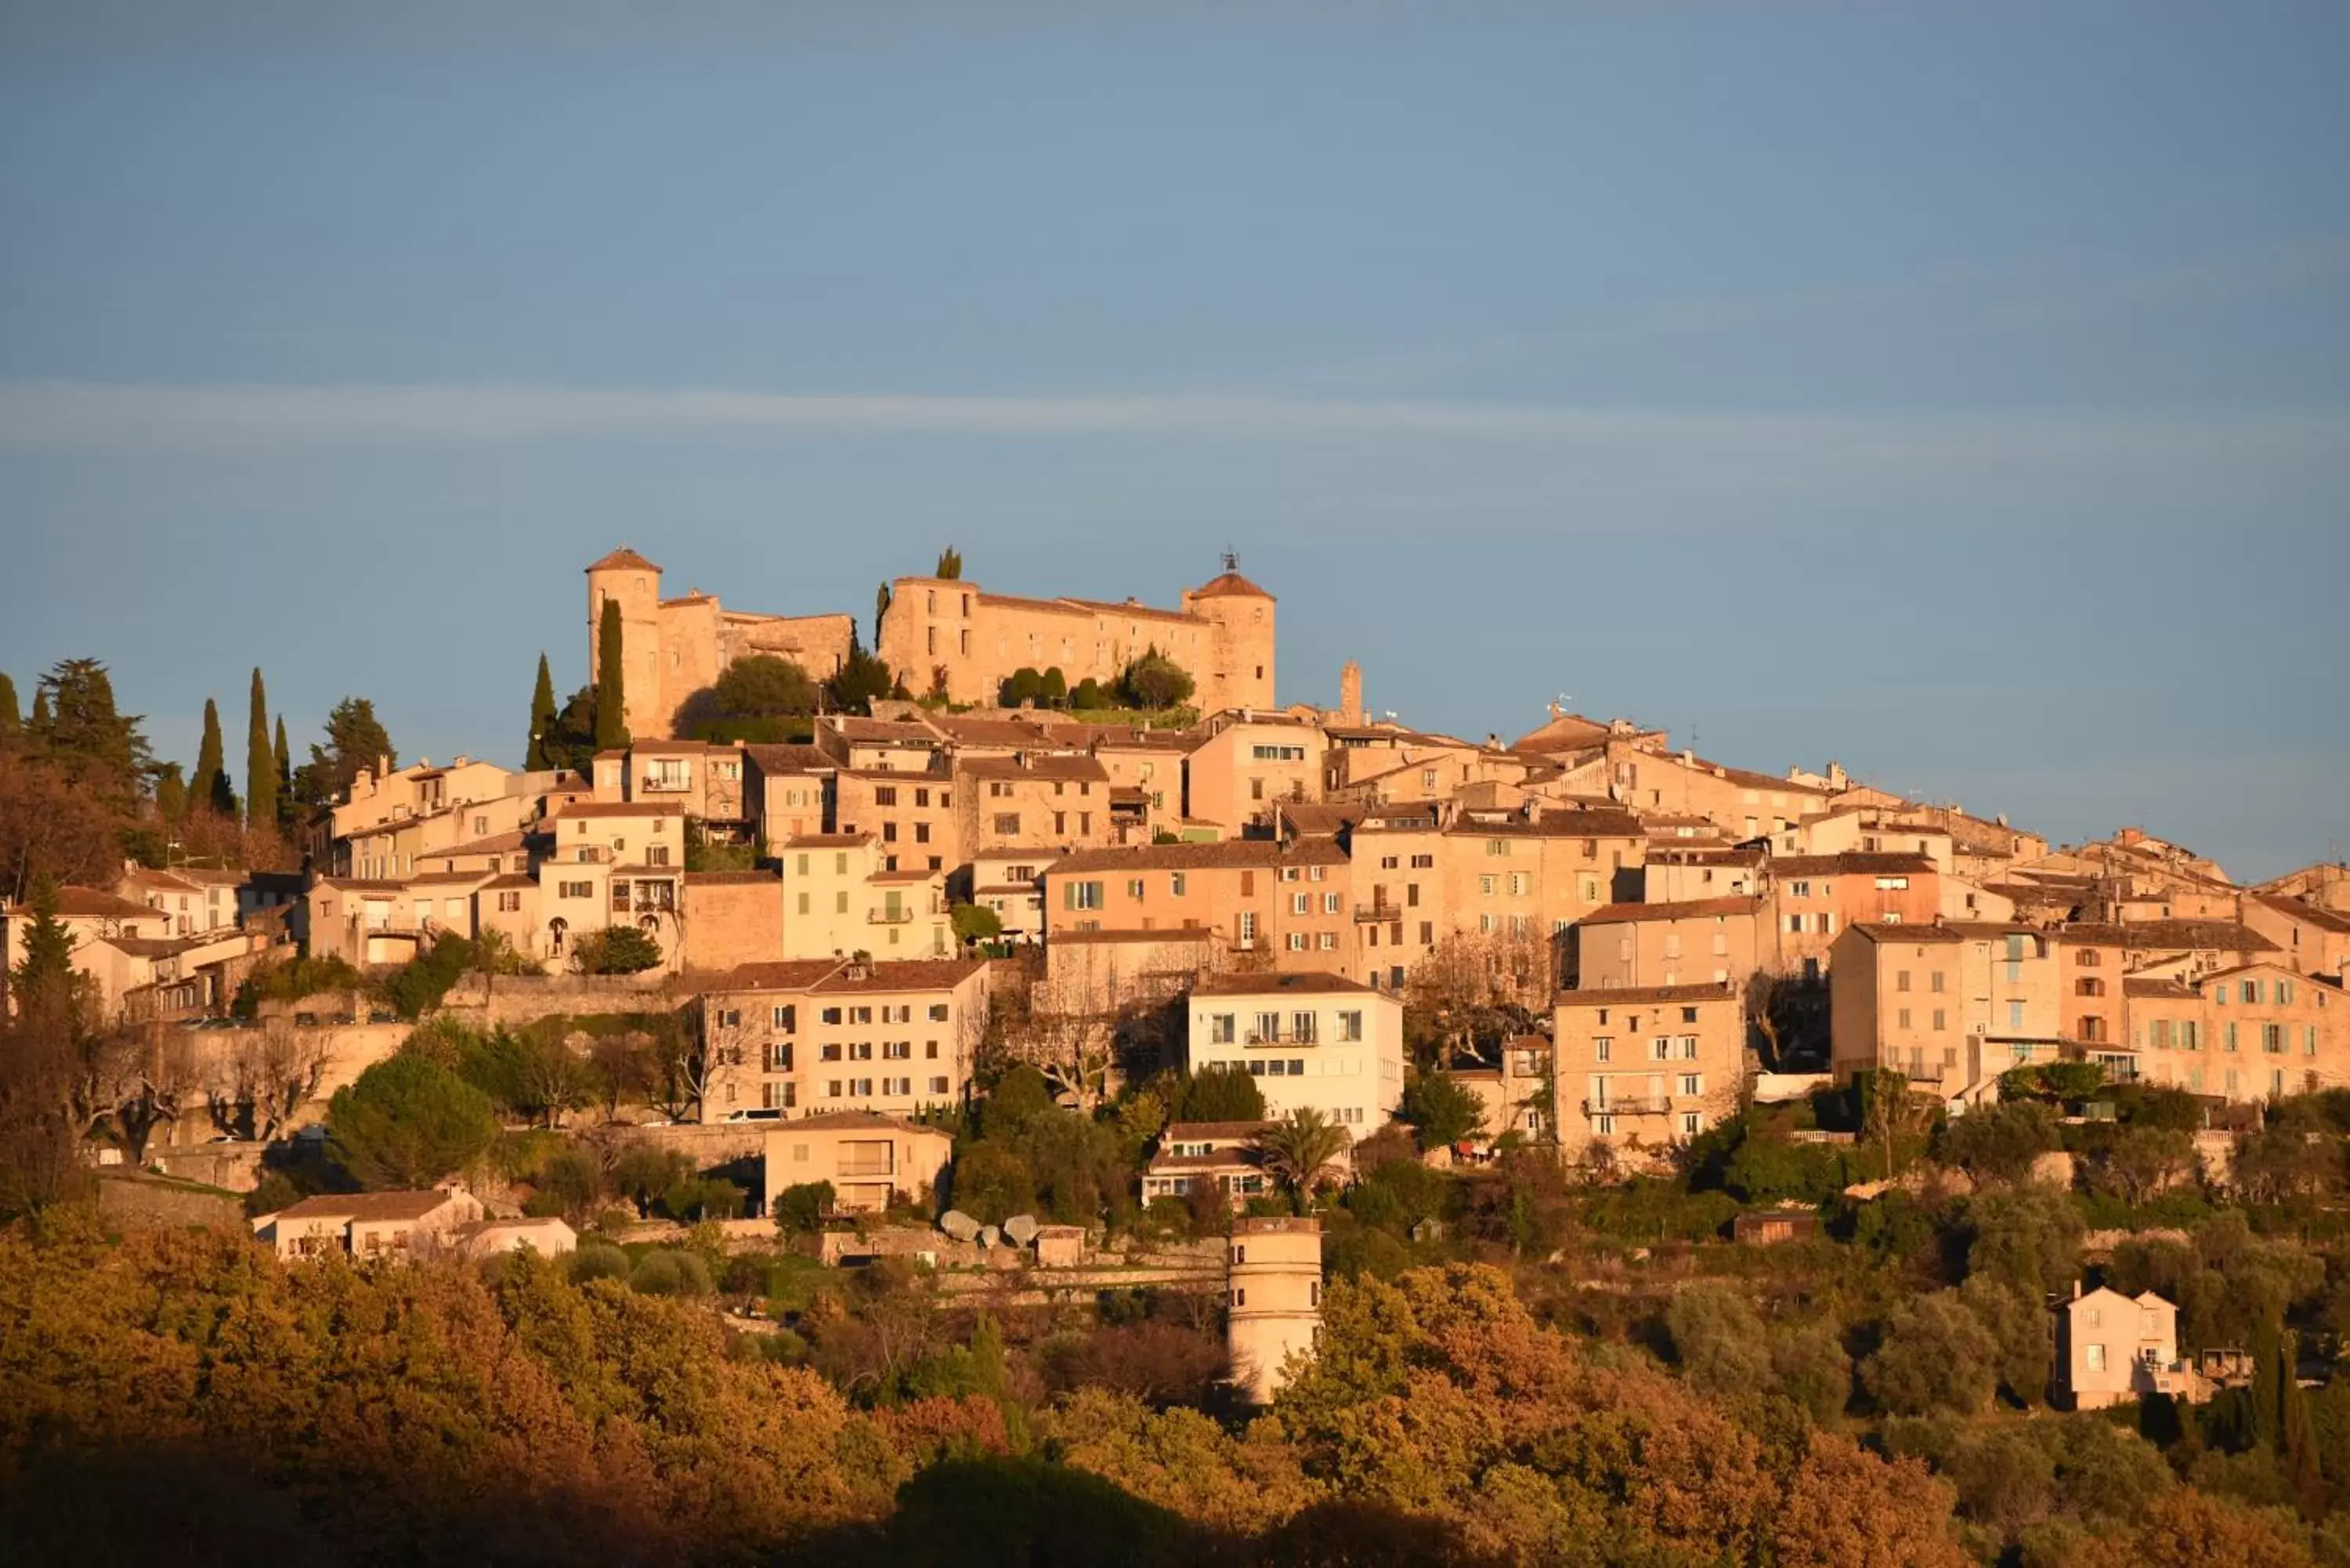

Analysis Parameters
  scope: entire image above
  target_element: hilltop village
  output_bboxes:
[4,547,2349,1566]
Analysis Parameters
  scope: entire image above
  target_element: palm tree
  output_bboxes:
[1255,1107,1352,1203]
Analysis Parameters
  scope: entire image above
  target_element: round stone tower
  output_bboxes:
[1182,554,1276,715]
[584,546,664,742]
[1226,1215,1322,1406]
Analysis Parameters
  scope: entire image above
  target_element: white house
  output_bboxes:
[1185,972,1404,1132]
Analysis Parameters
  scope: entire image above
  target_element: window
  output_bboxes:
[1680,1113,1700,1136]
[772,1005,797,1031]
[1897,970,1911,992]
[1322,891,1341,914]
[1291,1012,1318,1044]
[1210,1013,1235,1044]
[993,814,1021,836]
[1238,911,1257,945]
[1318,931,1336,951]
[1253,1012,1281,1043]
[1171,872,1187,897]
[2008,1001,2025,1030]
[1679,1074,1701,1096]
[1066,881,1104,912]
[2263,1024,2285,1053]
[1286,932,1306,952]
[1677,1035,1698,1060]
[1336,1010,1363,1042]
[1932,1009,1946,1031]
[1292,892,1310,916]
[2085,1343,2106,1372]
[1595,1036,1612,1063]
[1649,1037,1670,1062]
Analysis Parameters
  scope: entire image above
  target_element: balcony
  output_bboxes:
[1582,1095,1672,1116]
[639,777,692,794]
[1353,902,1397,923]
[867,907,914,925]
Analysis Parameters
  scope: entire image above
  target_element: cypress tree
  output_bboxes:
[595,600,629,751]
[273,716,292,826]
[2283,1331,2323,1508]
[526,653,557,769]
[0,670,19,749]
[154,764,188,823]
[245,668,277,832]
[874,582,891,647]
[2252,1319,2285,1454]
[192,697,233,817]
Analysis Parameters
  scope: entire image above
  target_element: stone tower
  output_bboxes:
[584,547,664,744]
[1226,1215,1322,1405]
[1338,660,1363,725]
[1181,554,1277,714]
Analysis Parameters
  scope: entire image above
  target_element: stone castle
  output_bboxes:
[588,547,1277,739]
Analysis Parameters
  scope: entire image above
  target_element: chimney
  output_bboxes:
[1549,699,1563,721]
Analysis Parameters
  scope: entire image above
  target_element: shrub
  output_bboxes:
[629,1249,714,1297]
[1667,1283,1773,1398]
[1866,1290,2001,1416]
[522,1190,568,1219]
[773,1180,835,1237]
[1117,648,1195,710]
[567,1242,631,1284]
[949,1142,1035,1223]
[570,925,662,975]
[1401,1071,1488,1151]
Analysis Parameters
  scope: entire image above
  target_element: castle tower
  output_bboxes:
[584,547,664,743]
[1226,1216,1322,1406]
[1181,554,1276,715]
[1338,660,1363,726]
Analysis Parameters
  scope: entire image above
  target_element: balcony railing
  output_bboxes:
[1582,1095,1672,1116]
[867,907,914,925]
[1353,903,1397,923]
[639,777,691,794]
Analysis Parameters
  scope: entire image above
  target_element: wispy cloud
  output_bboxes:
[3,381,2345,467]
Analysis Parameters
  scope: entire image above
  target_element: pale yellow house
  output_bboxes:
[2057,1284,2183,1410]
[254,1187,485,1261]
[764,1111,954,1214]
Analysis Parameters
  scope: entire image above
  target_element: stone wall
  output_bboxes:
[97,1172,244,1232]
[439,973,684,1029]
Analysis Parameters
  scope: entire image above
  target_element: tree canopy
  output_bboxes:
[295,696,396,807]
[326,1053,501,1190]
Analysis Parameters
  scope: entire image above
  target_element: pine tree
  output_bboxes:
[527,653,558,769]
[595,600,629,751]
[10,874,81,1024]
[0,670,19,750]
[191,696,233,817]
[34,659,149,810]
[244,668,276,832]
[273,717,292,827]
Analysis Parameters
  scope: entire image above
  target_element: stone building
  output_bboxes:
[585,547,858,742]
[876,556,1276,714]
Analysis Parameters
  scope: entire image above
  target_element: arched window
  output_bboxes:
[548,916,569,956]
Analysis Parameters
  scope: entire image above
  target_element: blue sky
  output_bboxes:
[2,2,2345,879]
